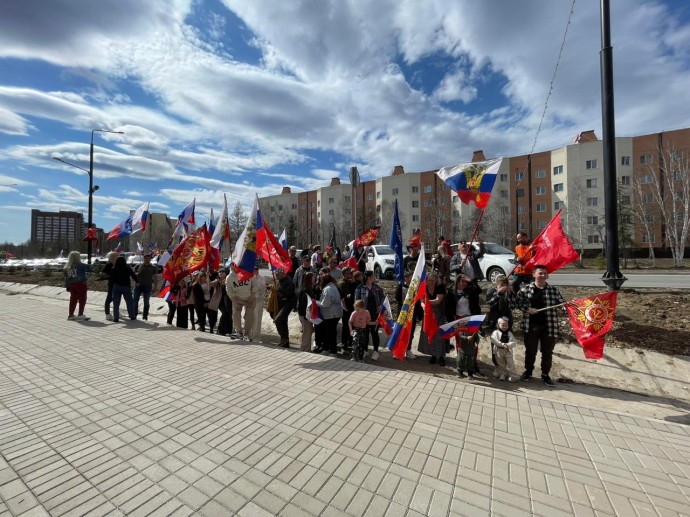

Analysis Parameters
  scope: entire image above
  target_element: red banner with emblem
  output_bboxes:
[353,226,381,248]
[566,291,618,360]
[162,225,212,285]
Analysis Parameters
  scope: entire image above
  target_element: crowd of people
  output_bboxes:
[62,232,565,387]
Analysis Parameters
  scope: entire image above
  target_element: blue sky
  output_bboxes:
[1,0,690,244]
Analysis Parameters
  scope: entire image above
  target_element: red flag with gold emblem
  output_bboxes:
[162,225,212,285]
[83,227,98,242]
[353,226,381,248]
[566,291,618,360]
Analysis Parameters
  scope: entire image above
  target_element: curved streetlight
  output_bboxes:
[52,128,124,263]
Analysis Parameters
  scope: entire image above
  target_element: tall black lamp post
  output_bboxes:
[599,0,626,290]
[53,128,124,264]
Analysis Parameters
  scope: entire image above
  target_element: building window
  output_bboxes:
[586,159,598,170]
[424,185,432,193]
[500,174,508,182]
[516,171,524,181]
[501,206,510,215]
[329,209,334,216]
[367,193,373,201]
[536,203,546,212]
[644,214,654,223]
[516,188,525,197]
[500,190,508,198]
[554,183,563,192]
[586,179,598,188]
[674,171,683,181]
[412,201,419,208]
[537,221,546,229]
[424,199,434,207]
[412,214,419,222]
[376,192,381,199]
[643,193,653,203]
[620,195,631,205]
[328,197,334,204]
[588,235,600,244]
[535,186,546,195]
[554,201,565,210]
[640,154,653,165]
[292,204,297,210]
[621,156,630,166]
[317,212,320,218]
[343,197,350,203]
[553,165,563,175]
[642,234,655,243]
[519,221,526,230]
[587,216,599,225]
[586,197,598,207]
[517,205,525,213]
[620,176,631,185]
[376,205,381,213]
[392,188,399,196]
[270,206,275,213]
[536,169,546,178]
[412,186,419,193]
[641,174,654,184]
[670,150,685,161]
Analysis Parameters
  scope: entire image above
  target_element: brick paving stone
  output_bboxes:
[1,294,690,517]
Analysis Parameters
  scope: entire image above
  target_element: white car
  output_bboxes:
[452,242,516,283]
[365,245,407,280]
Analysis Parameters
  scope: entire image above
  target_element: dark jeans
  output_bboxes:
[367,325,380,352]
[218,307,232,335]
[112,284,134,321]
[314,322,324,350]
[104,281,114,315]
[133,285,152,319]
[207,309,218,333]
[321,318,339,353]
[274,303,291,340]
[524,324,556,377]
[176,304,188,328]
[341,310,353,348]
[167,302,176,324]
[457,336,475,374]
[187,304,196,328]
[195,303,207,331]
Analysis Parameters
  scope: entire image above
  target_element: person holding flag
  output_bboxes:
[509,264,565,387]
[511,232,535,291]
[417,272,448,366]
[354,270,385,360]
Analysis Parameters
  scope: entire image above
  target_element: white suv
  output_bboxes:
[365,245,405,280]
[452,242,516,283]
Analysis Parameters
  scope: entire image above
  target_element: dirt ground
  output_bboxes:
[2,268,689,358]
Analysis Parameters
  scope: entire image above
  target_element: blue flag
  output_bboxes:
[389,198,404,284]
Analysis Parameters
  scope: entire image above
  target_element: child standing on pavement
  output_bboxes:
[491,317,518,381]
[349,299,375,362]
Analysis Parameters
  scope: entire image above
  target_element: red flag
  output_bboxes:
[256,219,292,272]
[83,227,98,242]
[566,292,618,360]
[422,292,439,342]
[353,226,381,248]
[162,225,212,285]
[524,210,579,274]
[337,256,358,270]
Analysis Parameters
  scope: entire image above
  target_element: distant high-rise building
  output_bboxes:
[31,209,84,253]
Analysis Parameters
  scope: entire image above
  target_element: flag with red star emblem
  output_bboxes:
[566,291,618,360]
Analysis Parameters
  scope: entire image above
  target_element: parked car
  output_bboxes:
[451,242,516,283]
[365,245,408,280]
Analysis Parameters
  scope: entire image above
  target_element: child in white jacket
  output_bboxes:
[491,317,518,381]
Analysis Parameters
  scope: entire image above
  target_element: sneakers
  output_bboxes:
[507,376,517,383]
[67,315,76,321]
[75,315,90,321]
[243,335,252,342]
[457,371,466,378]
[105,314,113,321]
[542,375,556,387]
[405,350,416,359]
[492,370,501,379]
[520,371,532,382]
[371,351,379,361]
[281,342,290,348]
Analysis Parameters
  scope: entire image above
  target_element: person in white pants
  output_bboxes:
[490,317,518,381]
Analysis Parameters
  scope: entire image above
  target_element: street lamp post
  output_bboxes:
[53,129,124,264]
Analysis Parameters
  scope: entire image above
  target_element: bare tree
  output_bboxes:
[563,182,595,266]
[645,143,690,267]
[632,176,658,266]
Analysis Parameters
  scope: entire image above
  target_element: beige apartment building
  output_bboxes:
[259,127,690,253]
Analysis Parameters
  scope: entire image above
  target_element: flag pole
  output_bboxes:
[459,208,486,271]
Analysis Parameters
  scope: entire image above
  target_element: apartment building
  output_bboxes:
[259,127,690,252]
[31,209,84,253]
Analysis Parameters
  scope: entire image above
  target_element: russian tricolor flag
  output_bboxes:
[231,197,257,281]
[279,229,288,251]
[436,158,503,210]
[387,244,427,360]
[107,202,149,240]
[438,315,486,340]
[174,199,196,236]
[307,295,323,325]
[376,296,395,336]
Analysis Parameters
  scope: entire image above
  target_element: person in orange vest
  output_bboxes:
[511,232,536,291]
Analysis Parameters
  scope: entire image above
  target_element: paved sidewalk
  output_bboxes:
[1,294,690,516]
